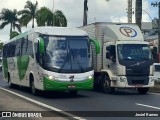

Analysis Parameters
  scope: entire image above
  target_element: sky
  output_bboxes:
[0,0,158,42]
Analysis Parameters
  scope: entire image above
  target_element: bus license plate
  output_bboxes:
[68,85,76,88]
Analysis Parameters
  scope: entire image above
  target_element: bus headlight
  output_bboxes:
[43,74,58,80]
[88,75,93,79]
[48,76,53,80]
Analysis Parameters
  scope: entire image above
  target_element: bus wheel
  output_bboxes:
[69,90,78,96]
[101,74,115,94]
[30,80,38,95]
[137,88,149,94]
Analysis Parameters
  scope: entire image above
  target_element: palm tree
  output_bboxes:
[36,8,67,27]
[54,10,67,27]
[0,8,21,35]
[10,31,19,39]
[19,0,38,28]
[36,7,54,26]
[135,0,142,29]
[0,42,3,50]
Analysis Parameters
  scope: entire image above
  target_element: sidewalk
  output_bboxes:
[0,89,67,120]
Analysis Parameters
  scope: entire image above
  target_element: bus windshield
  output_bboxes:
[42,35,92,73]
[117,44,152,61]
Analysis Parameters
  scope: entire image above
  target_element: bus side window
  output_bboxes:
[15,40,21,56]
[35,41,40,63]
[9,41,16,57]
[3,44,8,58]
[27,34,34,58]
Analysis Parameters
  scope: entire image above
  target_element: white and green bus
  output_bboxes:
[2,27,99,95]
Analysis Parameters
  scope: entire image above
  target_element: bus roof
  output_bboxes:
[5,27,88,44]
[31,27,88,36]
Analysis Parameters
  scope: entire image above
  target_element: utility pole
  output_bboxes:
[83,0,88,26]
[127,0,133,23]
[135,0,142,29]
[151,2,160,63]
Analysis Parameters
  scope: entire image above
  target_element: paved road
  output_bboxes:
[0,73,160,120]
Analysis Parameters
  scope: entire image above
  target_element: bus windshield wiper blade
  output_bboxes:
[71,51,84,72]
[58,56,69,73]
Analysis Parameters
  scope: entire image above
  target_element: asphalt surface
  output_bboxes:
[0,72,160,120]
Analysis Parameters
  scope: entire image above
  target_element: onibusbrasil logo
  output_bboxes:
[119,26,137,38]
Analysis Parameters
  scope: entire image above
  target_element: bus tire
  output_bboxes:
[8,73,14,88]
[101,74,115,94]
[30,75,38,95]
[69,90,78,96]
[137,88,149,94]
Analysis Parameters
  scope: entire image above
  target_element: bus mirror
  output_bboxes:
[39,37,45,54]
[90,39,100,54]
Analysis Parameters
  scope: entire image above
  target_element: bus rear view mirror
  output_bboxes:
[39,37,45,54]
[89,39,100,54]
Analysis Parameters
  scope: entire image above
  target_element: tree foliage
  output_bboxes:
[19,0,38,28]
[36,7,54,26]
[10,31,19,39]
[54,10,67,27]
[0,42,3,50]
[0,8,21,34]
[36,8,67,27]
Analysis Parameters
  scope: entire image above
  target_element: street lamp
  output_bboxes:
[151,2,160,63]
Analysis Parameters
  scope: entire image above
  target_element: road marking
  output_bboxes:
[149,92,160,96]
[136,103,160,110]
[0,87,86,120]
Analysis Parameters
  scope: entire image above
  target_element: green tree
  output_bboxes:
[36,8,67,27]
[19,0,38,28]
[0,9,21,35]
[36,7,54,26]
[10,31,19,39]
[54,10,67,27]
[0,42,3,50]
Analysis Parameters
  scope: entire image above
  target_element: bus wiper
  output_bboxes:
[58,56,69,73]
[71,51,84,72]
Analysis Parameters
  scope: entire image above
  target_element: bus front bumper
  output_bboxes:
[43,77,93,91]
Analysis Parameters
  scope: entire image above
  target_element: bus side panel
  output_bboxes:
[10,57,20,85]
[34,67,43,90]
[2,58,8,82]
[17,55,30,86]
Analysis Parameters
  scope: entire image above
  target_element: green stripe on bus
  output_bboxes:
[17,55,30,80]
[3,58,8,78]
[43,77,93,91]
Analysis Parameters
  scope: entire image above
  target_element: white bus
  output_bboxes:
[2,27,99,95]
